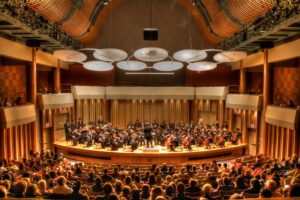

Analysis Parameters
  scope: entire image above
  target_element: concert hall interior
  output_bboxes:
[0,0,300,199]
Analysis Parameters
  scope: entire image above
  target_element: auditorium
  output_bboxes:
[0,0,299,199]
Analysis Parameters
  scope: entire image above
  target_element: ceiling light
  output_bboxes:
[187,61,217,71]
[213,51,247,63]
[173,49,207,63]
[83,61,113,71]
[126,72,174,75]
[93,48,128,62]
[134,47,168,62]
[153,61,183,71]
[116,61,147,71]
[53,49,87,62]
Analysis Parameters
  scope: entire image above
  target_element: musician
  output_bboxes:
[71,119,77,131]
[134,119,142,128]
[144,123,153,148]
[64,119,72,142]
[152,120,159,128]
[97,116,105,126]
[86,131,93,147]
[160,121,167,129]
[77,118,84,129]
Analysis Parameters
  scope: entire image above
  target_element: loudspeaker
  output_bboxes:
[144,28,158,41]
[26,39,41,47]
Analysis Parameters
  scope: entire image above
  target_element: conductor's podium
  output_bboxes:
[143,147,160,152]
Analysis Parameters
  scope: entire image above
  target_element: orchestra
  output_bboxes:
[64,117,242,152]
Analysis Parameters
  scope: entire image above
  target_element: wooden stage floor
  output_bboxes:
[54,141,248,164]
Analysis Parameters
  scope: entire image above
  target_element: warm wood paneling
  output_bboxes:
[0,123,34,160]
[273,59,300,106]
[61,64,115,86]
[0,65,26,102]
[186,65,239,87]
[111,99,190,128]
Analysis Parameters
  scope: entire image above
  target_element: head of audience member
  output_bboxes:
[288,183,300,197]
[0,186,7,198]
[260,188,272,198]
[150,186,164,200]
[26,184,41,197]
[236,175,247,189]
[229,193,243,199]
[132,188,140,200]
[103,182,113,196]
[265,180,277,192]
[176,182,185,194]
[250,178,261,190]
[148,174,156,186]
[73,181,82,193]
[114,180,122,194]
[37,180,47,194]
[14,180,27,197]
[202,183,213,196]
[165,184,174,197]
[57,176,67,187]
[121,186,131,198]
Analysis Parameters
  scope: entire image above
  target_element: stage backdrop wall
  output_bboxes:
[111,99,190,128]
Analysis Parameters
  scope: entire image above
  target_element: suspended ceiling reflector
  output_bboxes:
[53,49,87,62]
[187,61,217,71]
[134,47,168,62]
[173,49,207,63]
[116,61,147,71]
[83,60,114,71]
[153,61,183,71]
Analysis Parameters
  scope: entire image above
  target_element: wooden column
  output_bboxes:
[219,100,224,126]
[293,130,299,155]
[261,49,269,154]
[54,60,61,93]
[239,60,246,94]
[242,109,248,143]
[228,108,233,131]
[29,48,38,152]
[0,129,6,159]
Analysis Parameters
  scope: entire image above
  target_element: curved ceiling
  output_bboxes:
[26,0,275,46]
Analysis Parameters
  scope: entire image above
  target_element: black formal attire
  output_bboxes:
[144,126,153,148]
[64,122,72,141]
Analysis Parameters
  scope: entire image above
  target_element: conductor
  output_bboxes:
[144,123,153,148]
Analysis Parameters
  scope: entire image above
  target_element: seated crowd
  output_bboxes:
[1,150,300,200]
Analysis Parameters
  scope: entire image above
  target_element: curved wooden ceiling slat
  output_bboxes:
[228,0,275,24]
[26,0,74,23]
[26,0,276,45]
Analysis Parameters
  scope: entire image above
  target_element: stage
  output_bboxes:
[54,141,248,164]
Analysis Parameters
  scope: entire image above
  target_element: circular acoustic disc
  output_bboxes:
[153,61,183,71]
[78,48,99,51]
[213,51,247,63]
[116,61,147,71]
[203,49,223,52]
[187,61,217,71]
[93,48,128,62]
[134,47,168,62]
[53,49,87,62]
[83,61,113,71]
[173,49,207,63]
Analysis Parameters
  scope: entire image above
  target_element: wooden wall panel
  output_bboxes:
[0,65,27,102]
[265,122,299,160]
[193,100,226,125]
[0,123,33,161]
[110,100,190,128]
[273,59,300,106]
[74,99,106,124]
